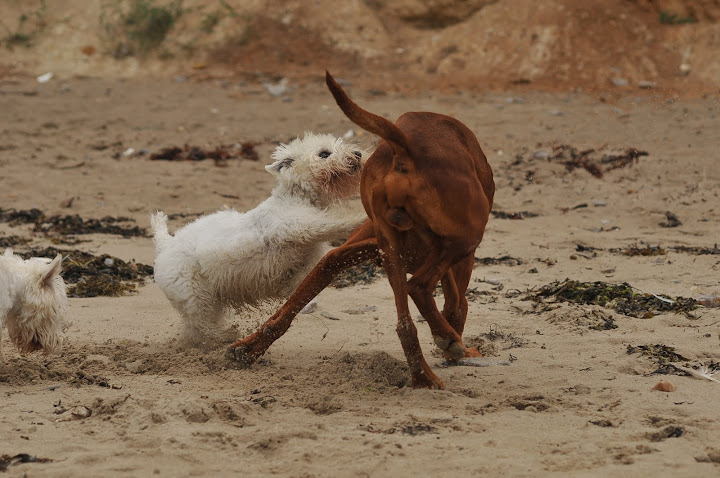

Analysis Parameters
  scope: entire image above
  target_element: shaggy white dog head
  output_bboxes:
[0,249,67,355]
[266,132,365,206]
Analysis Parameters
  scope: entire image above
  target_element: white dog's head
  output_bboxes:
[266,132,366,206]
[0,249,67,355]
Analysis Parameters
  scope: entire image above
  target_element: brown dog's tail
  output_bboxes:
[325,71,410,160]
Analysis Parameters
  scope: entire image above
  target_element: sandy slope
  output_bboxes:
[1,77,719,476]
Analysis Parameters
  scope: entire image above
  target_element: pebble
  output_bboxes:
[652,381,675,392]
[71,406,92,419]
[320,311,340,321]
[611,77,628,87]
[263,78,288,96]
[37,72,53,83]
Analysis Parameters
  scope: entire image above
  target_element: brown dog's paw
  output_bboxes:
[444,346,483,362]
[411,366,446,390]
[226,345,256,367]
[434,335,465,360]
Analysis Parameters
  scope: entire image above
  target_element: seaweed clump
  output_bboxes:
[475,255,524,266]
[0,208,146,237]
[331,263,383,289]
[0,234,31,248]
[670,244,720,255]
[548,145,647,178]
[491,210,539,220]
[21,247,153,298]
[35,215,146,237]
[611,243,666,257]
[531,279,697,318]
[626,344,688,364]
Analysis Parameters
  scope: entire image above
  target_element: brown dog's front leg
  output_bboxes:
[229,230,379,365]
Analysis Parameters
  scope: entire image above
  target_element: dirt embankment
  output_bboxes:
[1,0,720,96]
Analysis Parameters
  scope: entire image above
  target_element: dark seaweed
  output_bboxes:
[531,279,697,318]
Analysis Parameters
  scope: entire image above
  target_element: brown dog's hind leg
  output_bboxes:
[407,247,476,360]
[378,233,445,390]
[439,254,482,359]
[229,223,378,364]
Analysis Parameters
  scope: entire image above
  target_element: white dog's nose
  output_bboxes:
[349,154,362,171]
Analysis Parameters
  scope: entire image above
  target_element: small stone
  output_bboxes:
[37,72,53,83]
[652,381,675,392]
[71,406,92,419]
[637,80,657,89]
[611,77,628,87]
[320,311,340,321]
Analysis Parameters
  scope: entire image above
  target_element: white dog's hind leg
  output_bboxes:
[173,290,230,345]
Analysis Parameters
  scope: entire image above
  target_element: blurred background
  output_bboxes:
[1,0,719,95]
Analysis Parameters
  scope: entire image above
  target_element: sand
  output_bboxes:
[1,76,719,477]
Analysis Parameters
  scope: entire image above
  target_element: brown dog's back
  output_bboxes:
[326,72,493,250]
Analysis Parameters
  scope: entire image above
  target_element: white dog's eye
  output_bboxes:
[277,158,293,170]
[318,150,331,159]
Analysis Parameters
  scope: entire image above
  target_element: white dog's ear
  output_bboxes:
[3,248,12,257]
[40,254,63,288]
[266,157,294,174]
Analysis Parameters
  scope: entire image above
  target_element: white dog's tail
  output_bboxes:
[150,211,172,255]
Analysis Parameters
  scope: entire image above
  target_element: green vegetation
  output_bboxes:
[659,10,697,25]
[201,0,238,33]
[0,1,47,49]
[100,0,184,57]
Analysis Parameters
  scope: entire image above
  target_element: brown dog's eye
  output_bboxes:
[318,150,331,159]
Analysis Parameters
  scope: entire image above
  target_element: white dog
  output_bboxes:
[0,248,67,358]
[151,133,367,342]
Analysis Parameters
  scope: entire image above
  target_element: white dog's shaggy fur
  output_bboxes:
[151,133,367,342]
[0,249,67,358]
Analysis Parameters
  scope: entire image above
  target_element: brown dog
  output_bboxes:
[230,72,494,389]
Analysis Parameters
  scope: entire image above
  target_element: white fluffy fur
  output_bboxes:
[0,248,67,358]
[151,133,367,342]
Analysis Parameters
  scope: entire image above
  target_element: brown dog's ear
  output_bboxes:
[325,71,410,157]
